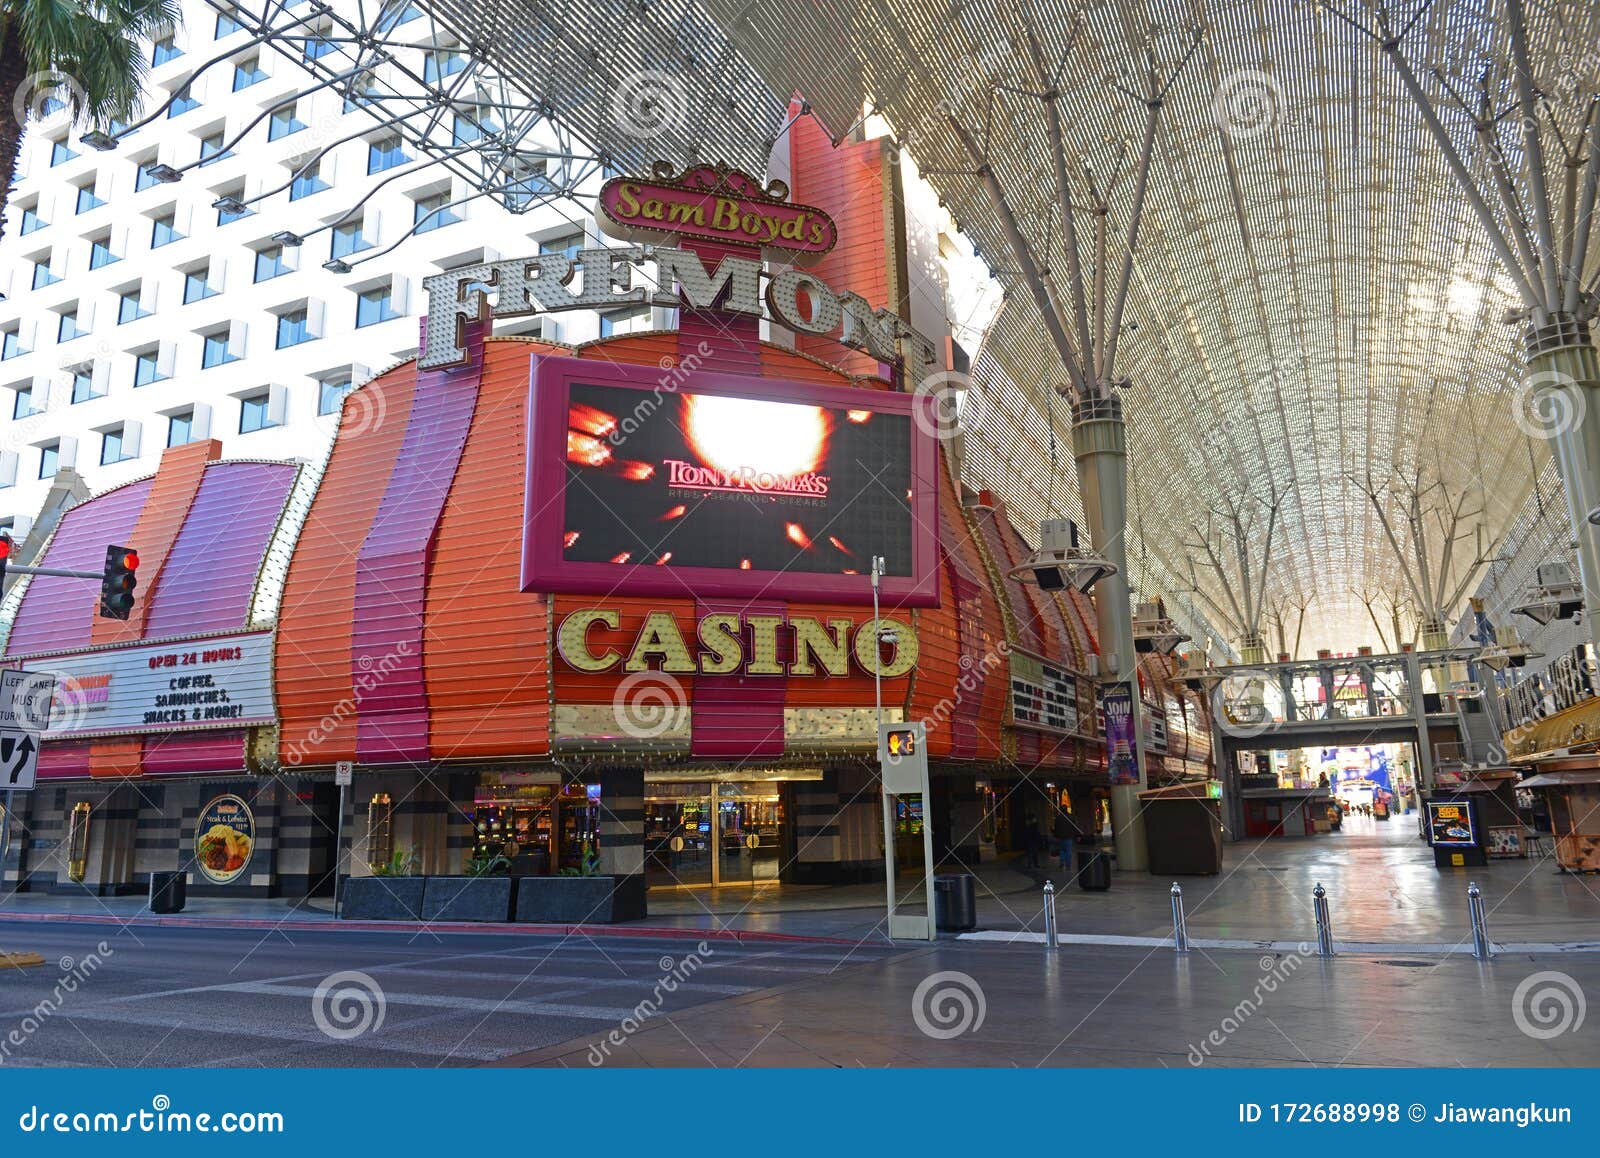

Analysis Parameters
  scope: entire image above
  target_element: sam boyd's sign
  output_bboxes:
[20,631,275,740]
[597,163,839,259]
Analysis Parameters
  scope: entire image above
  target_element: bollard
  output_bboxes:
[1313,882,1334,957]
[1467,881,1492,959]
[1042,880,1059,951]
[1170,882,1189,953]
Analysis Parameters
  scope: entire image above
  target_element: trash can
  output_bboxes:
[1075,843,1111,891]
[149,870,186,914]
[933,873,977,931]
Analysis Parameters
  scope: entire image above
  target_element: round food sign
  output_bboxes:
[195,794,255,884]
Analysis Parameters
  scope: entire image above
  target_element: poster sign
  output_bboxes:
[195,794,256,885]
[1101,682,1140,786]
[14,632,274,740]
[1427,800,1478,847]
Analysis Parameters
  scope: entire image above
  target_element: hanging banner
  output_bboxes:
[195,794,256,885]
[1101,682,1140,785]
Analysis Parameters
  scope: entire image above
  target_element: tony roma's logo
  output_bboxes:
[663,459,830,498]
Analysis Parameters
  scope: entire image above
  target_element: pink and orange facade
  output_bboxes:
[0,126,1212,903]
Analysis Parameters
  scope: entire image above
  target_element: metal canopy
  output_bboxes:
[347,0,1599,652]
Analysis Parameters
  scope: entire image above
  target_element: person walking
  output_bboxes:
[1021,811,1042,872]
[1054,809,1084,882]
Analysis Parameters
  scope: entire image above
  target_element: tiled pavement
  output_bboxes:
[4,814,1596,949]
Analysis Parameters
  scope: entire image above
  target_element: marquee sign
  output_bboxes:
[19,632,275,740]
[556,608,919,679]
[597,163,838,259]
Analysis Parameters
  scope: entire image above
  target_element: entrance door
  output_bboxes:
[305,782,341,898]
[714,785,783,884]
[645,785,713,887]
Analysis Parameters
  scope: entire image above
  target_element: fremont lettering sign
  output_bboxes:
[420,244,940,381]
[557,609,918,679]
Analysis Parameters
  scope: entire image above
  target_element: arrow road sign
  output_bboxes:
[0,728,38,791]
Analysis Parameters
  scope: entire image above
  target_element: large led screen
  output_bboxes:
[523,355,940,606]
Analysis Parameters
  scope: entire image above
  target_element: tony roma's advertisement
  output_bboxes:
[523,357,941,606]
[13,631,275,739]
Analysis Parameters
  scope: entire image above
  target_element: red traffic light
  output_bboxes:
[99,543,139,620]
[0,535,11,561]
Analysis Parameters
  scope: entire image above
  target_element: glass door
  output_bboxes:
[645,784,713,887]
[715,785,784,884]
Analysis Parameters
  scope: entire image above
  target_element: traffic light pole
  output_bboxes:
[5,565,109,580]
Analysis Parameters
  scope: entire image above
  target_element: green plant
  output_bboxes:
[371,846,420,877]
[465,848,510,877]
[0,0,182,220]
[559,843,603,877]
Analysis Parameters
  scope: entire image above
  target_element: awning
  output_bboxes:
[1517,770,1600,789]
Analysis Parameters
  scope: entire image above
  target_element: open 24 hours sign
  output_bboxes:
[18,631,275,739]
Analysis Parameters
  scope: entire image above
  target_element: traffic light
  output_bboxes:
[0,531,11,585]
[99,545,139,620]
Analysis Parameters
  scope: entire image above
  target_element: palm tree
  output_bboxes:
[0,0,181,223]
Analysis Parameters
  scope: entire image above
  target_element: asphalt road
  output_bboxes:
[4,920,1599,1068]
[0,921,898,1067]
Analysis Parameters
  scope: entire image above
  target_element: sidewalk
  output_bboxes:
[4,815,1596,947]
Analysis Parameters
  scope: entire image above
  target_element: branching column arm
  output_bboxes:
[1505,0,1562,306]
[1101,97,1162,385]
[948,117,1088,390]
[1566,106,1600,314]
[1376,36,1543,308]
[1021,23,1095,369]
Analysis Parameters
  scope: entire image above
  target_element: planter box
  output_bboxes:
[340,876,425,920]
[514,875,644,924]
[421,875,514,922]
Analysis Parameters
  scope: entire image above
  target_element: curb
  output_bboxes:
[0,909,867,947]
[957,929,1600,955]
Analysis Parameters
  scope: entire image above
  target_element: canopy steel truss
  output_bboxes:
[92,0,608,222]
[84,0,1600,656]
